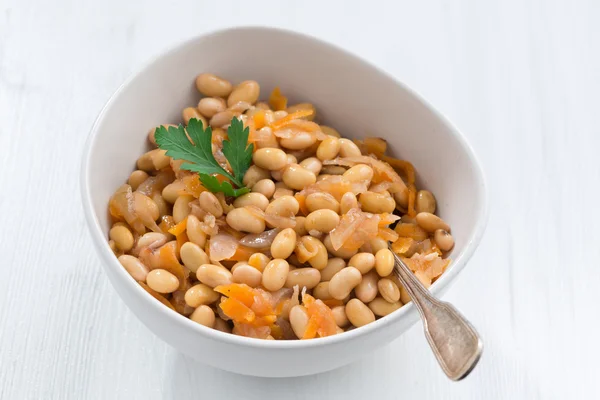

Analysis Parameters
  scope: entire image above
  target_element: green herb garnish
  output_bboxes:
[199,174,249,197]
[155,117,253,197]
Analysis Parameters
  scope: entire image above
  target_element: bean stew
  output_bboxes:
[106,73,454,340]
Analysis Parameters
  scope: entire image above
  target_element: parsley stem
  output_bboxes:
[220,170,244,188]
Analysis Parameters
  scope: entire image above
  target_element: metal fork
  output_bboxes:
[389,245,483,381]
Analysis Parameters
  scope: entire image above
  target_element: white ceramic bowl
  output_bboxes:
[81,27,488,377]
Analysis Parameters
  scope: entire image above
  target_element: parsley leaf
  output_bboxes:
[154,117,253,197]
[155,119,235,181]
[199,174,250,197]
[222,117,254,184]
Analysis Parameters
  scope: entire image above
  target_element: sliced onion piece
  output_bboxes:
[209,234,239,261]
[329,208,366,250]
[239,228,281,248]
[189,200,207,219]
[324,156,407,194]
[369,181,393,193]
[402,252,451,280]
[135,176,157,196]
[297,175,354,202]
[201,214,218,236]
[378,227,399,242]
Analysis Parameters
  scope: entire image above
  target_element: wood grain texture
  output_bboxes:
[1,0,598,398]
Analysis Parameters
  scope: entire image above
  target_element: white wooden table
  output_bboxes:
[1,0,598,398]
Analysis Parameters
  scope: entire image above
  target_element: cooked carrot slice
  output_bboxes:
[391,237,415,255]
[378,227,399,242]
[269,87,288,111]
[139,281,176,311]
[175,231,189,254]
[269,109,314,130]
[242,118,259,149]
[407,184,417,217]
[213,126,228,140]
[322,299,344,308]
[253,315,277,326]
[252,110,267,130]
[220,297,255,323]
[228,244,255,261]
[382,156,416,185]
[302,315,319,339]
[158,241,188,290]
[379,213,401,227]
[270,324,283,340]
[354,137,387,158]
[215,284,255,307]
[168,217,188,236]
[170,218,189,254]
[431,244,443,256]
[215,284,276,319]
[216,284,282,337]
[159,215,176,237]
[181,174,205,198]
[275,299,288,316]
[366,137,387,156]
[314,312,337,338]
[295,193,309,216]
[301,294,337,339]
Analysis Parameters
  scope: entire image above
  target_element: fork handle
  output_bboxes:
[390,248,483,381]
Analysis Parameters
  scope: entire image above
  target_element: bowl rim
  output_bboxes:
[80,25,489,349]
